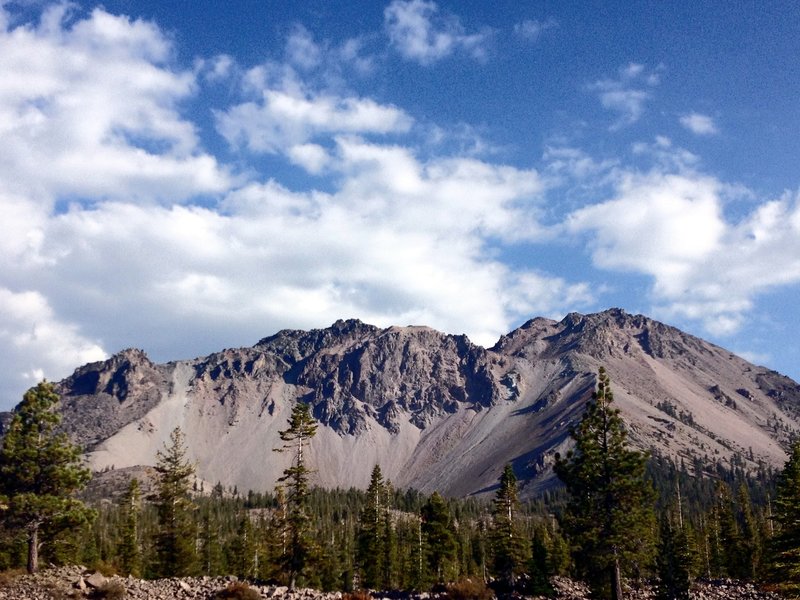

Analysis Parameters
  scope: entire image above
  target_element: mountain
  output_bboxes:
[4,308,799,498]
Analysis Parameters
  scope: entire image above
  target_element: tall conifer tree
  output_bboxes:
[381,480,397,588]
[736,483,761,580]
[422,492,457,584]
[199,502,225,576]
[554,367,655,600]
[768,440,800,595]
[118,478,142,577]
[274,401,318,589]
[153,426,197,577]
[0,382,94,573]
[489,464,530,588]
[357,465,386,588]
[656,510,692,600]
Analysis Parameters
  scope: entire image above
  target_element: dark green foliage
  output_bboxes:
[381,481,397,588]
[528,524,555,597]
[0,381,94,573]
[421,492,457,584]
[656,512,692,600]
[647,453,773,582]
[153,427,197,577]
[713,481,741,577]
[118,478,142,577]
[273,401,318,589]
[264,485,289,582]
[199,503,226,576]
[768,440,800,595]
[54,450,781,593]
[735,483,761,579]
[227,514,256,579]
[555,368,655,600]
[489,464,530,588]
[545,523,572,577]
[7,375,790,592]
[357,465,387,588]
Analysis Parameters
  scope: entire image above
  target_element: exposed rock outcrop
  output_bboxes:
[13,309,800,498]
[0,567,786,600]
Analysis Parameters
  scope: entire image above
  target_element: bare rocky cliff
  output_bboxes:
[6,309,800,498]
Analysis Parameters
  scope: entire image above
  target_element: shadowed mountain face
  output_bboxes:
[8,309,799,498]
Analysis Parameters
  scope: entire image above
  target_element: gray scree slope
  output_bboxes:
[7,308,798,498]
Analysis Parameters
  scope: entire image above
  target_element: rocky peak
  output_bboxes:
[294,323,497,433]
[37,310,800,498]
[517,308,696,361]
[255,319,381,364]
[61,348,154,400]
[53,349,168,449]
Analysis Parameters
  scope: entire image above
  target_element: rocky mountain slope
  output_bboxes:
[4,309,799,498]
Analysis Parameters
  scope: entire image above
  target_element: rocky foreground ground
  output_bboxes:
[0,566,787,600]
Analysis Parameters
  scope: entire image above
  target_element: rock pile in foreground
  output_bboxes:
[0,566,787,600]
[548,576,784,599]
[0,566,342,600]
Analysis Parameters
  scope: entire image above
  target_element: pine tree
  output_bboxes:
[703,481,744,578]
[199,502,225,576]
[768,440,800,595]
[529,523,556,596]
[0,381,94,573]
[489,464,530,589]
[118,478,142,577]
[656,511,692,600]
[153,426,197,577]
[228,513,256,579]
[421,491,457,584]
[736,483,761,580]
[546,522,572,577]
[274,401,318,589]
[357,465,386,588]
[554,368,655,600]
[265,484,289,583]
[381,479,397,589]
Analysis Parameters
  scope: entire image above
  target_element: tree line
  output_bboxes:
[3,375,800,599]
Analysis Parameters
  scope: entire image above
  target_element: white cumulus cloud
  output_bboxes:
[384,0,491,65]
[568,169,800,337]
[680,112,719,135]
[589,63,660,129]
[0,5,231,204]
[0,288,107,405]
[216,85,413,156]
[513,18,558,42]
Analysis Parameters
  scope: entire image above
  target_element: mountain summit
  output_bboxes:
[11,309,799,498]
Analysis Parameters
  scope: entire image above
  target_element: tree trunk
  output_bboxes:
[611,557,623,600]
[27,525,39,574]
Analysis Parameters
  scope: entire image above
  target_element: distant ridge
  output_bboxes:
[5,309,799,498]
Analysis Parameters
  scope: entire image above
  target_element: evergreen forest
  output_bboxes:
[1,375,800,600]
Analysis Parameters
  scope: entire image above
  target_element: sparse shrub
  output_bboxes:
[445,578,493,600]
[0,567,26,586]
[89,579,127,599]
[214,581,262,600]
[91,560,120,577]
[342,590,372,600]
[42,582,76,600]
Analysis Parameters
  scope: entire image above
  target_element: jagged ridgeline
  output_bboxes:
[4,308,800,498]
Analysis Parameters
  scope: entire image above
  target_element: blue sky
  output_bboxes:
[1,0,800,410]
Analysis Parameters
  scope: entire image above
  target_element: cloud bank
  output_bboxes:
[0,4,587,408]
[0,3,798,409]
